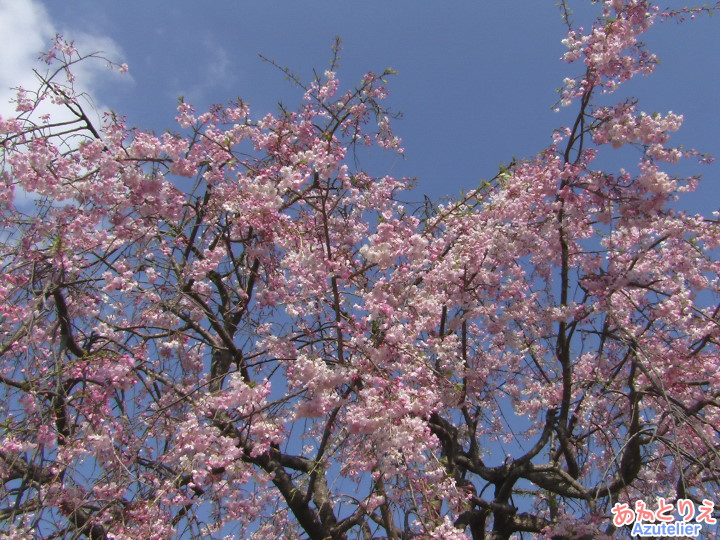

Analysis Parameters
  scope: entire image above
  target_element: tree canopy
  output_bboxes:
[1,1,719,538]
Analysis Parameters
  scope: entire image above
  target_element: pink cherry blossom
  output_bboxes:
[1,8,719,539]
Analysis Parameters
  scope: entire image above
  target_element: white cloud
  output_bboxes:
[0,0,130,127]
[0,0,130,210]
[0,0,54,117]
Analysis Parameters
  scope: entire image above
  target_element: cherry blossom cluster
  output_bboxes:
[1,3,719,539]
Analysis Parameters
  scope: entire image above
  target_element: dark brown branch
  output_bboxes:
[53,288,86,358]
[59,502,108,540]
[0,451,56,485]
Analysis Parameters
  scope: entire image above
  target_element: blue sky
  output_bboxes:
[1,0,718,213]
